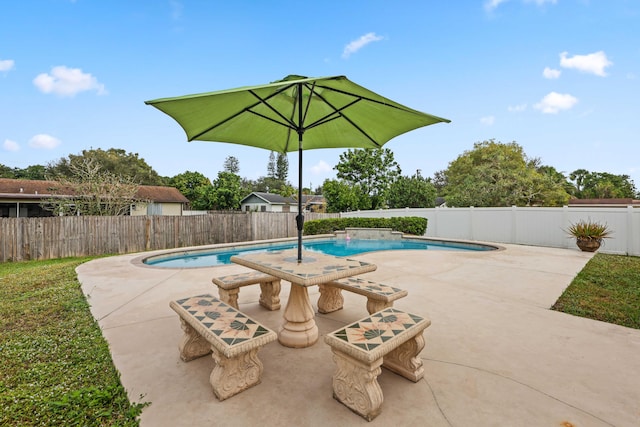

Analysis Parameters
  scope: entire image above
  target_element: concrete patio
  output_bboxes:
[76,242,640,426]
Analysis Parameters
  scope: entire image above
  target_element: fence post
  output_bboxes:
[433,206,439,238]
[511,206,517,244]
[627,206,634,256]
[562,205,569,249]
[469,206,475,240]
[145,218,151,250]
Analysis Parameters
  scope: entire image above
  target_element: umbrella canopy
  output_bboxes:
[145,75,450,261]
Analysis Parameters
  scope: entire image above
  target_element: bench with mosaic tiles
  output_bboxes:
[324,307,431,421]
[212,271,281,311]
[317,277,408,315]
[169,294,277,401]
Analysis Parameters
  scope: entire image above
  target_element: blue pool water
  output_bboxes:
[144,238,494,268]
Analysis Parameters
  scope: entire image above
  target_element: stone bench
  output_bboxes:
[169,294,277,401]
[324,307,431,421]
[317,277,408,315]
[212,271,281,311]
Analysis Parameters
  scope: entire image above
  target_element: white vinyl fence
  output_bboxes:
[341,206,640,256]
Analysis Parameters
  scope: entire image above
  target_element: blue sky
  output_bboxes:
[2,0,639,190]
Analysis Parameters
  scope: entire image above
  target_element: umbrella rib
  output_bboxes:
[191,86,297,141]
[313,83,422,115]
[302,85,381,147]
[248,88,298,129]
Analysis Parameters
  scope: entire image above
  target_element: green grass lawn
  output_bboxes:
[0,257,147,427]
[1,252,638,425]
[552,253,640,329]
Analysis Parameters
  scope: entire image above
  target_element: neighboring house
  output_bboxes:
[301,194,326,213]
[240,192,298,212]
[130,185,189,216]
[568,198,640,208]
[0,178,189,217]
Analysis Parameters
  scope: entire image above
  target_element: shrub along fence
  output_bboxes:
[0,212,337,262]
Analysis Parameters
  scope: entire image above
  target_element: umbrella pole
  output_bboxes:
[296,82,304,263]
[296,145,303,263]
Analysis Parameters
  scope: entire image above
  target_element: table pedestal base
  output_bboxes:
[279,284,318,348]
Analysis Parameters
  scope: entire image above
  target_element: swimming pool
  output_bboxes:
[143,237,496,268]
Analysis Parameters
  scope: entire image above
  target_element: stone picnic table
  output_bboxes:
[230,249,377,348]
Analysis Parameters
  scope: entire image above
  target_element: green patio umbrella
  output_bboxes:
[145,75,450,262]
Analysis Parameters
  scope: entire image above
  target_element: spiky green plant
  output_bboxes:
[567,220,612,242]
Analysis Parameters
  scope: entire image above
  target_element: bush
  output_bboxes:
[303,217,428,236]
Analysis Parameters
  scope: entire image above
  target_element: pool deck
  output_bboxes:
[76,243,640,426]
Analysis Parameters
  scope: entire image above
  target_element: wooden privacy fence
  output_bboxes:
[0,212,337,262]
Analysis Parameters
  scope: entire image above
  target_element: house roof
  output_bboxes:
[0,178,189,203]
[240,192,296,205]
[135,185,189,203]
[301,195,325,205]
[0,178,67,198]
[568,198,640,207]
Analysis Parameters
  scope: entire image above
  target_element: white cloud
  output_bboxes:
[559,51,612,77]
[342,33,384,59]
[170,0,183,20]
[310,160,332,175]
[524,0,557,5]
[480,116,495,125]
[508,103,527,112]
[484,0,509,12]
[28,134,61,149]
[0,59,15,72]
[543,67,561,79]
[485,0,555,12]
[33,66,107,97]
[534,92,578,114]
[3,139,20,151]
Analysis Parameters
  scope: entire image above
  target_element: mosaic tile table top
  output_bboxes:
[325,307,431,363]
[230,249,377,287]
[170,294,277,358]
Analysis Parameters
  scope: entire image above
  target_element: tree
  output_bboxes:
[210,171,243,210]
[223,156,240,174]
[431,170,447,196]
[267,151,276,178]
[0,164,16,178]
[322,179,365,213]
[568,170,638,199]
[520,166,571,206]
[169,171,213,210]
[276,152,288,181]
[246,175,295,198]
[42,158,141,216]
[17,165,48,180]
[47,148,166,185]
[0,164,47,179]
[569,169,589,194]
[259,151,290,195]
[387,171,437,208]
[334,148,401,209]
[442,140,571,207]
[538,165,576,197]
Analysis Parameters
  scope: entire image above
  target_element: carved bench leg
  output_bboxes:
[382,333,425,382]
[366,299,393,315]
[317,283,344,314]
[330,349,384,421]
[178,318,212,362]
[217,288,240,309]
[259,280,281,311]
[209,347,264,401]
